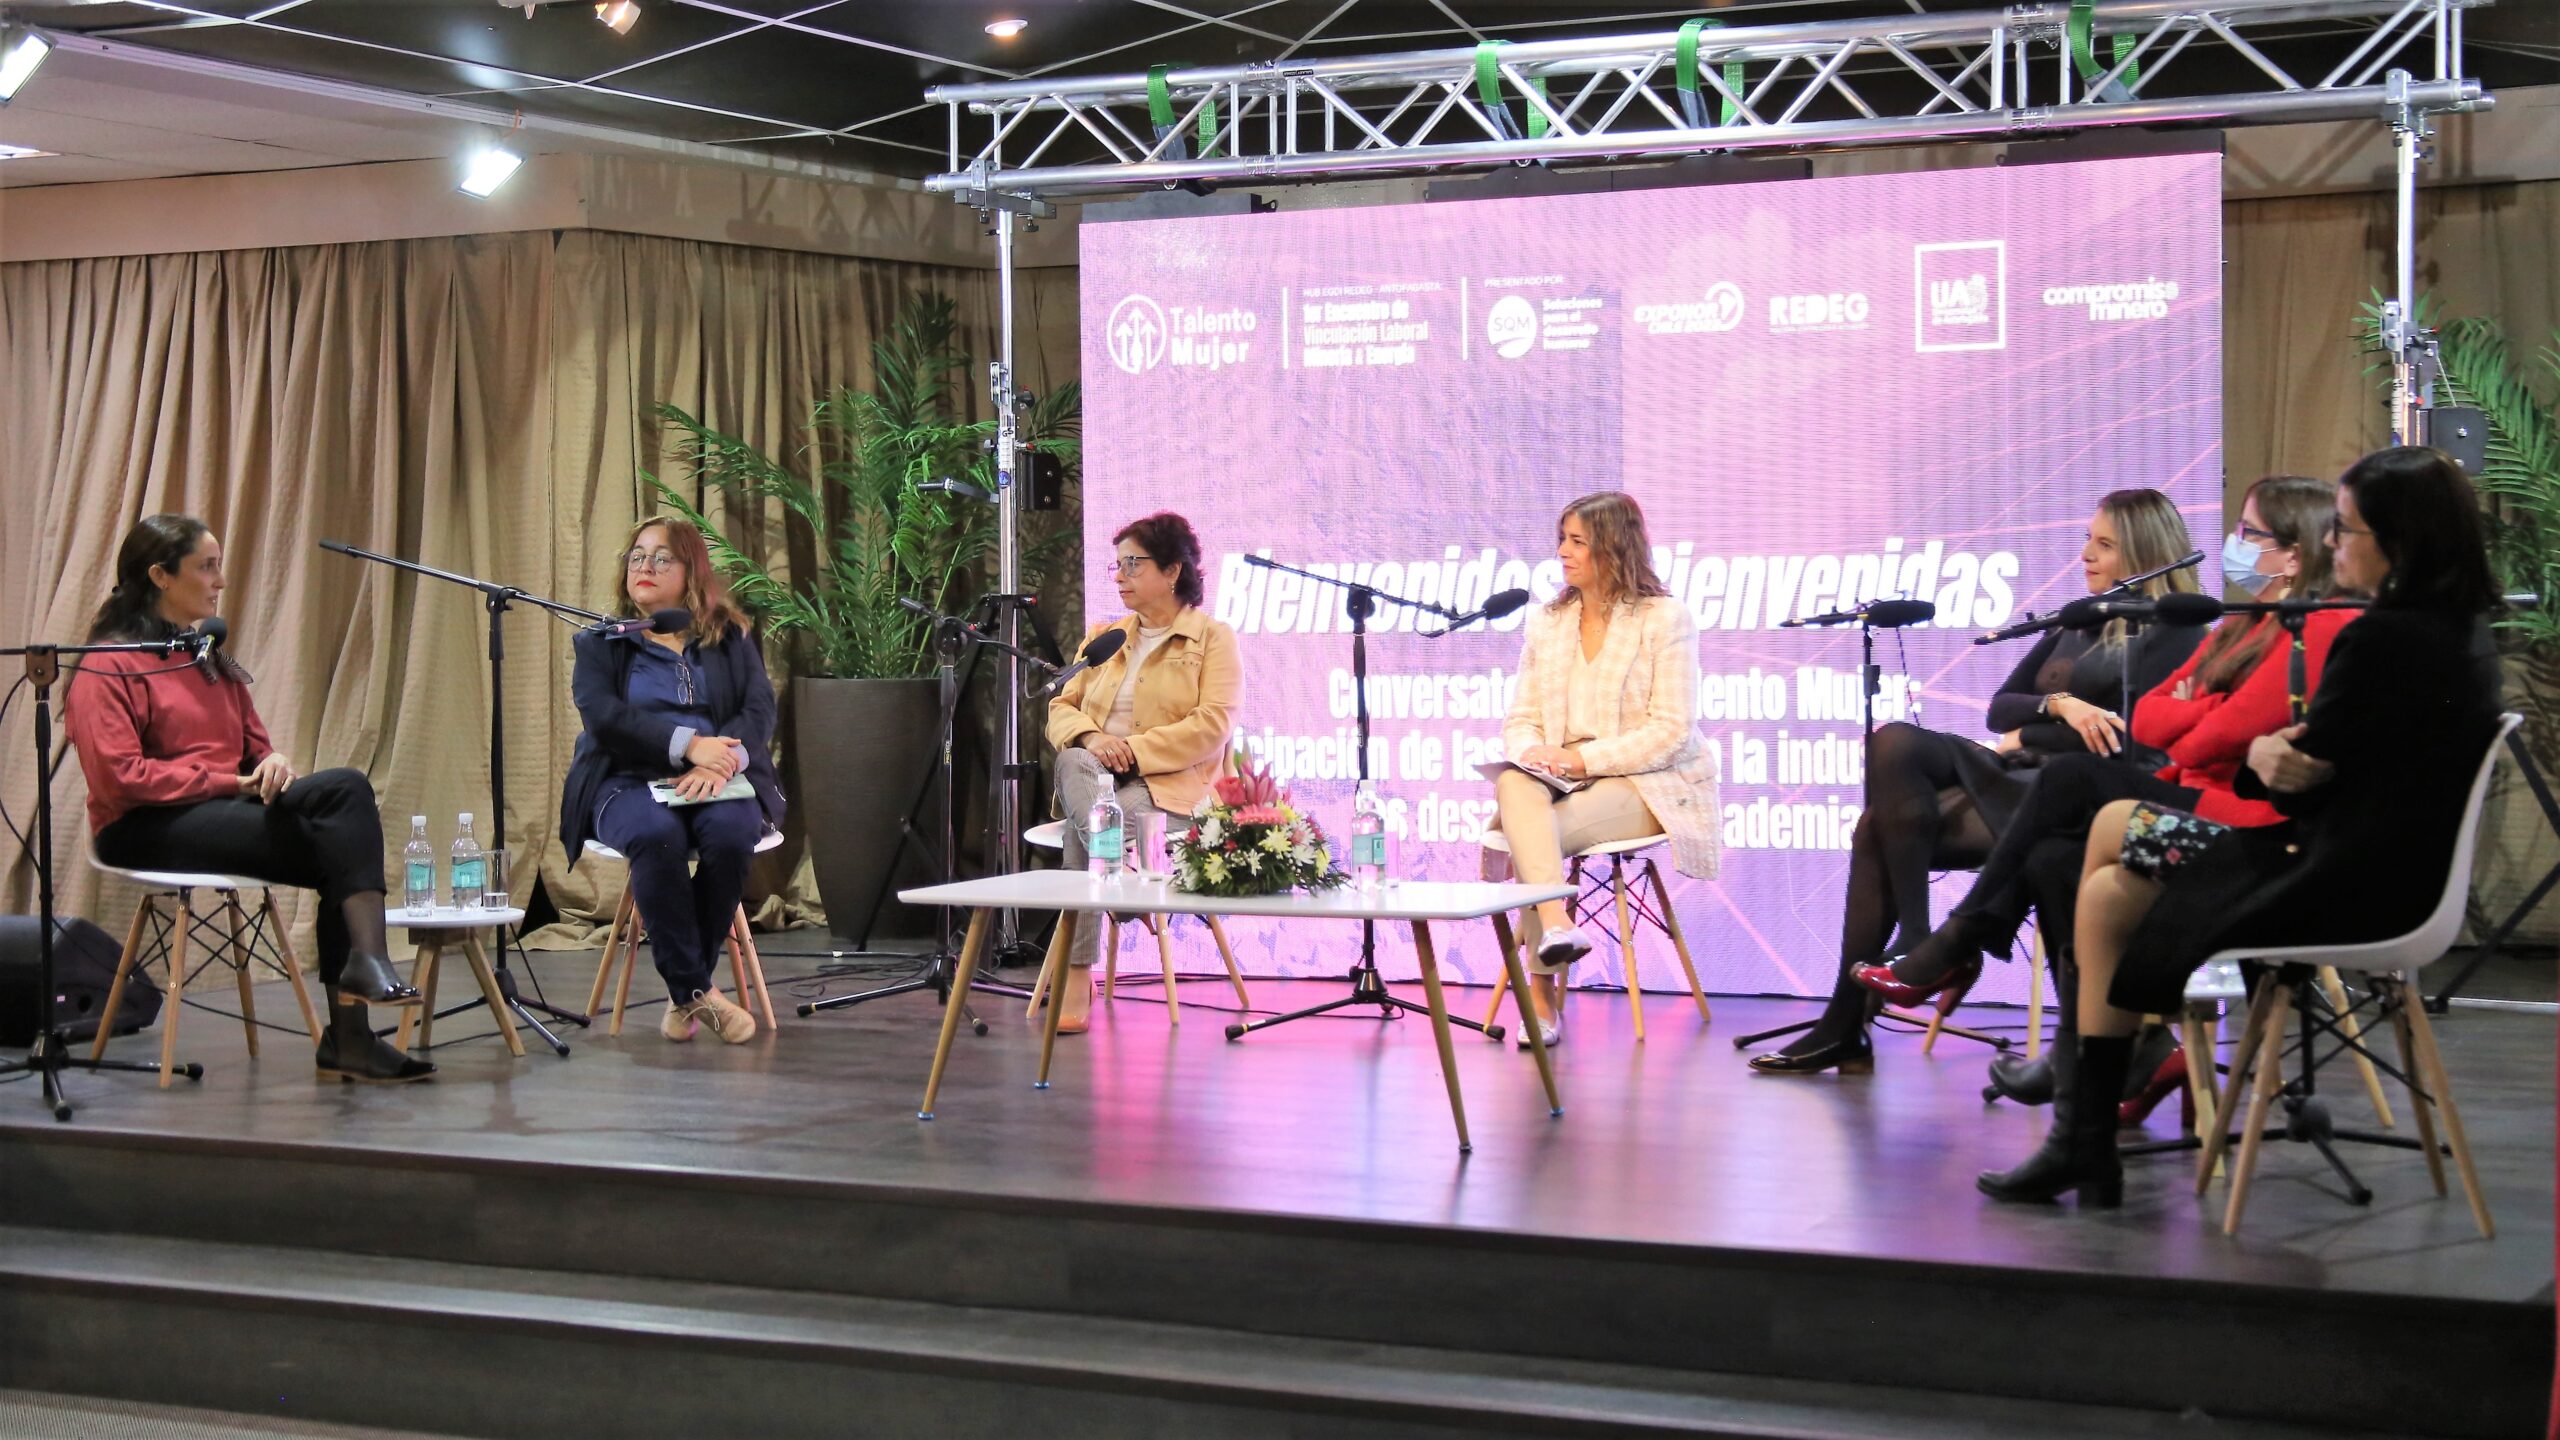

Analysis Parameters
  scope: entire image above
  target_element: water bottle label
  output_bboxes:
[1090,827,1123,863]
[405,863,433,893]
[453,858,486,890]
[1354,833,1386,867]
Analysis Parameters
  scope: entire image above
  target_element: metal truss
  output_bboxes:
[927,0,2493,198]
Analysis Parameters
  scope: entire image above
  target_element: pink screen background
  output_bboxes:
[1078,153,2222,999]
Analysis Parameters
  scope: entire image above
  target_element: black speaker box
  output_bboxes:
[0,915,161,1048]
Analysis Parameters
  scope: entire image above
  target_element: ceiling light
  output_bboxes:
[458,145,524,198]
[985,18,1027,39]
[595,1,640,33]
[0,25,53,104]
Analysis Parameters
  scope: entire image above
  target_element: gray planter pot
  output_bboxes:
[795,676,942,943]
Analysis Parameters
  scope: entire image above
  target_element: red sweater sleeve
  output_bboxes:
[65,654,245,832]
[2171,609,2351,771]
[2129,640,2217,752]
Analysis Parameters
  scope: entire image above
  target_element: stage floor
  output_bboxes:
[26,947,2555,1310]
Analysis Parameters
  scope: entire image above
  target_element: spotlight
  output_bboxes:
[984,18,1027,39]
[0,25,52,105]
[458,145,524,198]
[594,1,639,33]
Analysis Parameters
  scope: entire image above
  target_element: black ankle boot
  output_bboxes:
[1986,961,2077,1106]
[315,998,436,1084]
[336,950,422,1007]
[1977,1034,2130,1206]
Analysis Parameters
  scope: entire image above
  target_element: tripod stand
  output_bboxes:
[1734,600,2012,1054]
[800,597,1053,1027]
[319,541,610,1056]
[0,640,203,1119]
[1227,561,1497,1043]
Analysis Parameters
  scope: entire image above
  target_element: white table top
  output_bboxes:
[392,906,526,930]
[900,870,1570,921]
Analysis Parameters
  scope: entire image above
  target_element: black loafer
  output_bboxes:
[314,1028,436,1085]
[336,951,422,1006]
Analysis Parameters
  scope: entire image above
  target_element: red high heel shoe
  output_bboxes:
[2117,1047,2189,1128]
[1849,954,1983,1011]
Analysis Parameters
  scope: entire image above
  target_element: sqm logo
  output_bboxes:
[1107,295,1169,374]
[1913,240,2006,353]
[1485,294,1540,359]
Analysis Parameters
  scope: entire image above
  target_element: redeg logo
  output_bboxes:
[1634,281,1745,336]
[1485,294,1540,359]
[1766,291,1869,333]
[1106,295,1169,374]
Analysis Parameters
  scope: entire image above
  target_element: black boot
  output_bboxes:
[1985,958,2076,1106]
[1976,1034,2131,1207]
[336,895,421,1005]
[314,997,436,1084]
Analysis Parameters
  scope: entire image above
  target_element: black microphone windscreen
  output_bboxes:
[1483,588,1532,619]
[1864,598,1937,628]
[2056,595,2108,629]
[1081,627,1130,664]
[196,617,229,649]
[2153,592,2224,625]
[650,608,692,635]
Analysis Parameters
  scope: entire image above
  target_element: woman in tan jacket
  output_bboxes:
[1491,492,1721,1048]
[1044,511,1243,1032]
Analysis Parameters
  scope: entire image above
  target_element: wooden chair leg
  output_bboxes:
[1151,914,1181,1021]
[2026,936,2046,1061]
[1612,859,1644,1042]
[2316,965,2394,1129]
[1028,914,1069,1018]
[2386,981,2447,1198]
[159,892,194,1089]
[2179,1005,2222,1180]
[723,917,759,1035]
[1485,911,1522,1035]
[90,897,153,1062]
[2199,978,2282,1194]
[1103,917,1122,1001]
[397,941,434,1052]
[228,896,260,1060]
[2403,987,2494,1239]
[610,891,643,1036]
[1643,859,1708,1024]
[586,889,630,1019]
[1208,916,1250,1008]
[735,907,777,1031]
[2223,980,2296,1235]
[265,892,323,1045]
[464,935,526,1058]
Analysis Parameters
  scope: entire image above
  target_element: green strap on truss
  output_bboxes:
[2067,0,2141,99]
[1675,18,1743,126]
[1473,40,1549,139]
[1147,63,1220,159]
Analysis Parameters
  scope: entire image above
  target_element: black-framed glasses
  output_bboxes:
[2237,522,2278,545]
[2323,518,2373,541]
[626,549,681,572]
[1102,554,1157,578]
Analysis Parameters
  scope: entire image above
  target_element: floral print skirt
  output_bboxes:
[2118,801,2235,882]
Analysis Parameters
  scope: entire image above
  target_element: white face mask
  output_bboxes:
[2221,530,2281,595]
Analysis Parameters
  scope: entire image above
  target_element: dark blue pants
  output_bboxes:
[593,779,762,1001]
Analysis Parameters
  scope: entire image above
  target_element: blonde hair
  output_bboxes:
[1547,491,1669,614]
[2095,488,2201,645]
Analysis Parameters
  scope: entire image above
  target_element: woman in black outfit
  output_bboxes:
[1986,447,2505,1207]
[1751,488,2205,1076]
[562,518,785,1045]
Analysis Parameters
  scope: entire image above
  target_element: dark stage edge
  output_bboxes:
[0,957,2547,1439]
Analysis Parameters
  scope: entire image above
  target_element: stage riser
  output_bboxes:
[0,1133,2542,1439]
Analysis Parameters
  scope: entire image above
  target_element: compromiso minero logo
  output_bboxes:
[1107,295,1169,374]
[2042,278,2180,322]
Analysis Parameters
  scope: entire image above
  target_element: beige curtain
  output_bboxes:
[0,230,1079,958]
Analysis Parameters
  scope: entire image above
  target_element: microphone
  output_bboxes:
[1039,627,1129,698]
[590,608,692,638]
[1783,598,1937,629]
[1974,583,2220,645]
[154,617,229,659]
[2106,549,2206,595]
[1423,588,1532,636]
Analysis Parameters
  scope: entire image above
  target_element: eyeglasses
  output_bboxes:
[2323,519,2373,541]
[625,549,681,573]
[1102,554,1157,578]
[2237,522,2278,544]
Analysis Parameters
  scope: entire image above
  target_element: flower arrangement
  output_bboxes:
[1171,753,1347,898]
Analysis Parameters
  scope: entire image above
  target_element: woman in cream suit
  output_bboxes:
[1490,491,1720,1048]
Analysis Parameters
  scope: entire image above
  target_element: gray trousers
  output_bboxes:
[1054,747,1165,967]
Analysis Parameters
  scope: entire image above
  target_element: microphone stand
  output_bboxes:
[0,639,207,1118]
[319,541,620,1057]
[1225,558,1502,1042]
[800,598,1056,1024]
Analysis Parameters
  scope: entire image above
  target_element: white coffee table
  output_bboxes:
[900,872,1574,1150]
[389,905,529,1057]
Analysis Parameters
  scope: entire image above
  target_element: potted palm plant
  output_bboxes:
[651,293,1077,940]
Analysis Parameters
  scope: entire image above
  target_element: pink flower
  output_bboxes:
[1234,804,1283,827]
[1213,756,1284,810]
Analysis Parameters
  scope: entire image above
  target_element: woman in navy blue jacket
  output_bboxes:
[563,518,785,1045]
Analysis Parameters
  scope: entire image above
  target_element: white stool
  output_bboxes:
[89,862,323,1087]
[582,830,782,1036]
[390,906,530,1057]
[1478,831,1707,1041]
[1020,819,1250,1020]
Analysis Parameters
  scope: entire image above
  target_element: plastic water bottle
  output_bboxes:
[450,813,485,910]
[403,816,435,918]
[1349,780,1387,891]
[1086,790,1125,884]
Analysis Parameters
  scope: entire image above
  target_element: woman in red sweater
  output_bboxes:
[67,516,431,1084]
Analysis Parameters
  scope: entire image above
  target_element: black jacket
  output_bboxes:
[561,626,785,864]
[1987,620,2207,760]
